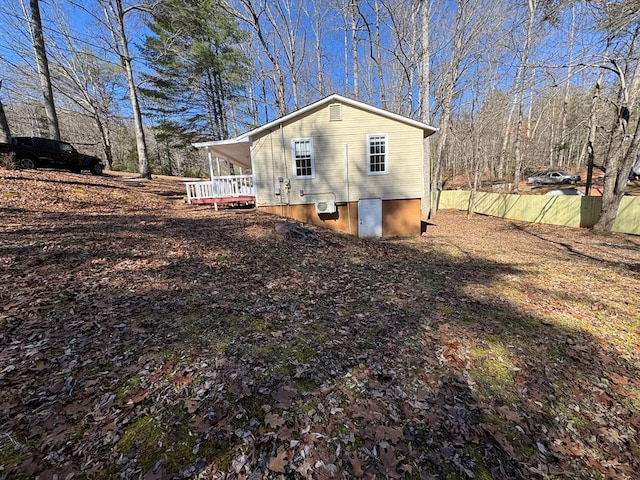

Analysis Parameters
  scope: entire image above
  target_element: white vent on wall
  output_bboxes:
[315,200,337,214]
[329,104,342,121]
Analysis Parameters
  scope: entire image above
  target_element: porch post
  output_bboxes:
[207,151,218,211]
[208,150,215,181]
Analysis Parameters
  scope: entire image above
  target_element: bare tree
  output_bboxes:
[382,0,422,116]
[98,0,151,178]
[359,0,387,108]
[594,51,640,231]
[54,53,120,170]
[229,0,288,116]
[418,0,431,222]
[303,0,333,97]
[432,0,501,195]
[589,2,640,232]
[557,3,576,167]
[24,0,60,140]
[45,4,125,170]
[511,0,540,193]
[267,0,306,110]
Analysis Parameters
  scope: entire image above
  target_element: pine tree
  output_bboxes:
[142,0,249,144]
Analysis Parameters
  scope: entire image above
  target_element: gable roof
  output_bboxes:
[193,94,438,167]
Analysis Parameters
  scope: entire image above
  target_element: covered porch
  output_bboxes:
[186,138,255,207]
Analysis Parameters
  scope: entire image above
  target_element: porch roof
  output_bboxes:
[191,138,252,169]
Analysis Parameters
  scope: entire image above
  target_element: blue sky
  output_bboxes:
[0,0,610,132]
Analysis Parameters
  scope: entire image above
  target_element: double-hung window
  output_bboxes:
[292,138,314,178]
[367,134,388,174]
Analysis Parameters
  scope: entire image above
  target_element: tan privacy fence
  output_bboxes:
[437,190,640,235]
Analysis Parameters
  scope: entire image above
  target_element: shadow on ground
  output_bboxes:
[1,205,638,479]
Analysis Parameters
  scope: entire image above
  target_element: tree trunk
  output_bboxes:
[107,0,151,179]
[374,0,386,109]
[467,154,481,219]
[95,112,113,170]
[512,0,538,194]
[558,4,576,167]
[585,63,606,196]
[28,0,60,140]
[0,81,11,143]
[498,66,521,180]
[593,88,640,231]
[351,0,359,99]
[548,100,556,167]
[432,0,466,214]
[312,1,325,96]
[593,24,640,232]
[419,0,431,224]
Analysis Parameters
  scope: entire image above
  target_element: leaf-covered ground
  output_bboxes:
[1,168,639,479]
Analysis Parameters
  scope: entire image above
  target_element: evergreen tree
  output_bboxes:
[142,0,249,144]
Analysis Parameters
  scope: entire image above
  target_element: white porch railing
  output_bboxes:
[185,175,255,204]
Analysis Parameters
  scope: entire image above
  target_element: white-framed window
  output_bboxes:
[367,134,388,174]
[292,138,314,178]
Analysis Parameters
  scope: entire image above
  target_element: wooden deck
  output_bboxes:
[185,175,255,205]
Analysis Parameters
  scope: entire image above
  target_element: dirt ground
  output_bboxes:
[1,168,639,479]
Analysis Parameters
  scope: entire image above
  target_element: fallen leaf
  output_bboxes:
[268,446,289,473]
[273,386,297,408]
[173,370,193,387]
[184,399,200,413]
[379,443,402,479]
[349,455,365,476]
[264,412,285,428]
[497,405,522,424]
[374,425,404,444]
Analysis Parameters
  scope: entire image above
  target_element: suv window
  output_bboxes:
[44,139,58,151]
[59,142,74,153]
[13,137,33,147]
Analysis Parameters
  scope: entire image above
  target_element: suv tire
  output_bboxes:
[18,157,36,169]
[90,162,103,175]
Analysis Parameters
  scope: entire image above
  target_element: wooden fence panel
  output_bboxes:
[437,191,640,235]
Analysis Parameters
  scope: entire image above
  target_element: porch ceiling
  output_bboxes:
[192,139,252,169]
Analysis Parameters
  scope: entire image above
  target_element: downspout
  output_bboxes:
[250,142,259,205]
[345,143,352,234]
[268,130,280,213]
[280,122,290,207]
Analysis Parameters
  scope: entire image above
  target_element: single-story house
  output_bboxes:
[187,94,437,237]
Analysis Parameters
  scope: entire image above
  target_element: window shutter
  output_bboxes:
[329,104,342,121]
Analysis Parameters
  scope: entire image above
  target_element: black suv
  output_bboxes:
[8,137,104,175]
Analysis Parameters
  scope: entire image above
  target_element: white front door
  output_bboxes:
[358,198,382,238]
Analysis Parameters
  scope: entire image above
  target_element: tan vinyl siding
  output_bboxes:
[251,102,424,206]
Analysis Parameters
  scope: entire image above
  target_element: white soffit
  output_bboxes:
[192,139,252,168]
